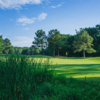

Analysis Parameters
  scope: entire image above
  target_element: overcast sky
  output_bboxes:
[0,0,100,47]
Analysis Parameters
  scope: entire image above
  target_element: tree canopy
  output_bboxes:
[1,24,100,57]
[73,30,96,57]
[33,30,47,55]
[0,35,4,53]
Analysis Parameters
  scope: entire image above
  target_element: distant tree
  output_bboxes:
[47,30,56,56]
[30,45,40,55]
[35,48,40,54]
[8,46,15,54]
[56,34,65,56]
[61,35,75,56]
[85,27,99,42]
[33,30,47,55]
[30,46,35,55]
[17,48,22,54]
[3,38,12,54]
[0,35,4,53]
[26,49,30,55]
[57,34,67,56]
[81,26,100,56]
[48,29,62,56]
[21,47,29,55]
[73,30,96,57]
[96,24,100,34]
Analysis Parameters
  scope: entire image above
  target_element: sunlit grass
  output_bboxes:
[0,55,100,82]
[48,57,100,82]
[1,55,100,99]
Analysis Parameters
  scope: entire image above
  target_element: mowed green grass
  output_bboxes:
[29,55,100,82]
[1,55,100,82]
[50,57,100,82]
[18,55,100,82]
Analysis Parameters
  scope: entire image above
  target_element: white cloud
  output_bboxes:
[23,28,29,30]
[17,17,36,25]
[51,2,63,8]
[17,12,47,25]
[0,0,43,9]
[38,12,47,21]
[12,36,33,47]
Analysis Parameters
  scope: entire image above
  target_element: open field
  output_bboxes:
[50,57,100,82]
[1,55,100,82]
[21,55,100,82]
[1,55,100,99]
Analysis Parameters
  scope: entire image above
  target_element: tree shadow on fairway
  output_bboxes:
[51,64,100,82]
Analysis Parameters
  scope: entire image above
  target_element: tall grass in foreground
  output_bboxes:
[0,55,100,100]
[0,55,53,100]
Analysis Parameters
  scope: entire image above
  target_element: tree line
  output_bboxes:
[0,24,100,57]
[0,36,40,55]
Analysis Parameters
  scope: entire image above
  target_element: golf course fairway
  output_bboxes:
[48,57,100,82]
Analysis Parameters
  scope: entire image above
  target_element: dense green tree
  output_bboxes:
[73,30,96,57]
[81,25,100,56]
[35,48,40,54]
[47,30,56,56]
[8,46,15,54]
[29,45,40,55]
[17,48,22,54]
[13,47,22,54]
[61,34,74,56]
[48,29,62,56]
[0,35,4,53]
[33,30,47,55]
[26,49,30,55]
[85,27,99,42]
[3,38,12,54]
[56,34,65,56]
[30,46,35,55]
[21,47,30,55]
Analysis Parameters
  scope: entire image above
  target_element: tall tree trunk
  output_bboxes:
[53,47,55,57]
[83,49,85,57]
[58,49,59,56]
[42,44,44,55]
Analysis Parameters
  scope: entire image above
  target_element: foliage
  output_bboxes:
[0,55,53,100]
[33,30,47,55]
[1,24,100,57]
[0,35,4,53]
[48,29,64,56]
[0,55,100,100]
[3,38,12,54]
[8,46,15,54]
[73,30,96,57]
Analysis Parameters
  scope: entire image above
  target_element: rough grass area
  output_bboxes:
[0,55,100,100]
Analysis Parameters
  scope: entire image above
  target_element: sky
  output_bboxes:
[0,0,100,47]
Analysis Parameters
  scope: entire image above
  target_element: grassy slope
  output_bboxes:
[29,55,100,82]
[51,57,100,82]
[1,55,100,82]
[1,55,100,100]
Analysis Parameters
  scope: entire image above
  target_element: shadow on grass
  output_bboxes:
[51,64,100,68]
[50,64,100,82]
